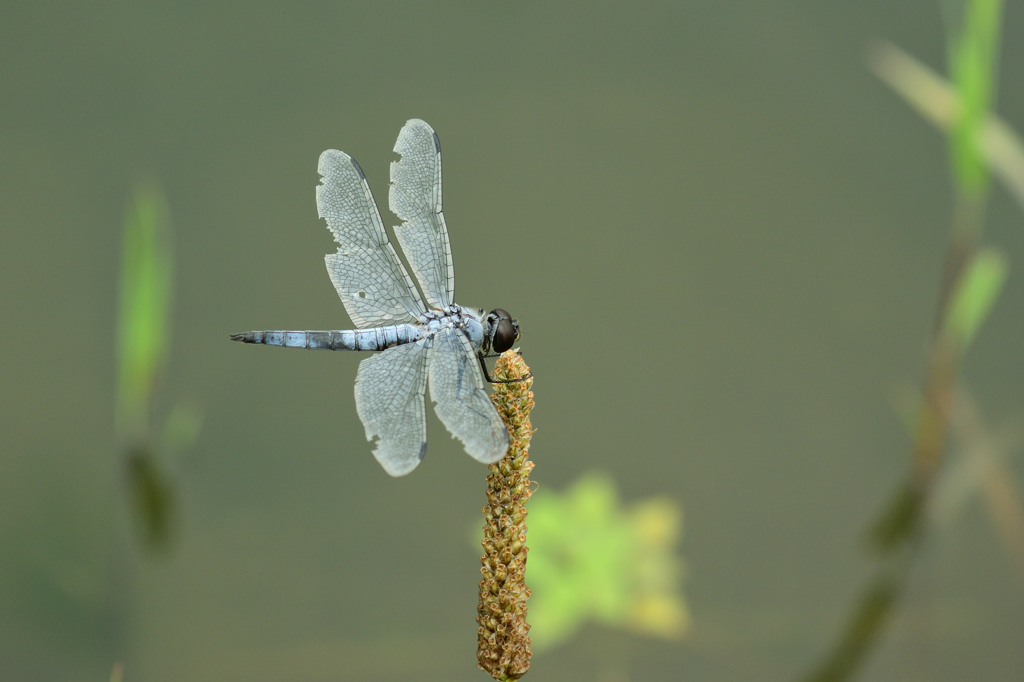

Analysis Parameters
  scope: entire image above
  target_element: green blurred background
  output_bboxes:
[2,1,1023,680]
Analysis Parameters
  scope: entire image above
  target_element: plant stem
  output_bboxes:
[801,190,985,682]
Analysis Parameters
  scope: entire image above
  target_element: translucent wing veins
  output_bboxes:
[317,149,425,328]
[390,119,455,309]
[354,342,429,476]
[428,327,509,464]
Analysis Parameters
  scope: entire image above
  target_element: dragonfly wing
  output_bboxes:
[318,149,426,328]
[389,119,455,309]
[354,341,429,476]
[428,328,509,464]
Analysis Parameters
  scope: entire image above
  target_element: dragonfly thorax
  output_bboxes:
[420,306,487,352]
[416,306,519,355]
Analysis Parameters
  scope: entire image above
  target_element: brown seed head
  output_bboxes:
[477,350,534,680]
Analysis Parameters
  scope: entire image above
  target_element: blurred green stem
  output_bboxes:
[802,549,914,682]
[914,193,983,488]
[802,195,982,682]
[803,1,1006,676]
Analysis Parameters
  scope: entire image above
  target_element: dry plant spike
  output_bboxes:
[477,350,535,680]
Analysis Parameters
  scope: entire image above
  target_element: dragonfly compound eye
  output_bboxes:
[492,317,517,353]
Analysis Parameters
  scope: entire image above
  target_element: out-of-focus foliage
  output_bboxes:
[866,480,924,554]
[934,391,1024,550]
[869,42,1024,211]
[524,472,688,652]
[125,444,176,549]
[117,184,174,439]
[946,0,1003,197]
[861,3,1016,561]
[116,184,199,551]
[160,401,205,462]
[865,2,1013,557]
[805,3,1016,680]
[890,383,1024,578]
[942,247,1008,349]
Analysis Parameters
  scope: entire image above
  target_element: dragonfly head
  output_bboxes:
[486,308,520,354]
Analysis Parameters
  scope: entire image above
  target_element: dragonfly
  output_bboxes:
[232,119,523,476]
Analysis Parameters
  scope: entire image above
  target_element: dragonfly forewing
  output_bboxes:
[390,119,455,310]
[317,149,425,327]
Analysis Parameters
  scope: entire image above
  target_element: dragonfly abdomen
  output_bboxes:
[231,324,422,351]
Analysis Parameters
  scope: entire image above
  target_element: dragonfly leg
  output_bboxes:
[478,354,532,384]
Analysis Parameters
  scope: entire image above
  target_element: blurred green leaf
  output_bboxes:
[117,184,174,438]
[523,472,688,652]
[160,400,204,460]
[943,247,1008,350]
[115,182,184,553]
[126,445,177,550]
[948,0,1003,197]
[869,42,1024,213]
[867,43,955,130]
